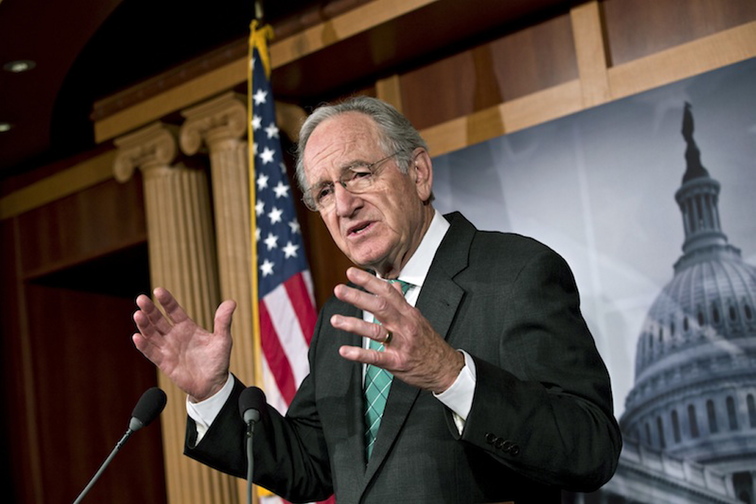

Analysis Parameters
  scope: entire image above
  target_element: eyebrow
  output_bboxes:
[310,160,370,187]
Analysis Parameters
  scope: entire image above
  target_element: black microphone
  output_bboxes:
[73,387,167,504]
[238,387,266,504]
[130,386,168,432]
[239,386,265,427]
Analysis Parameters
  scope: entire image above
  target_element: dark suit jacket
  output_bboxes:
[186,212,622,503]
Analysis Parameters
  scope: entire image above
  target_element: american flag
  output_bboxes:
[249,23,317,422]
[249,22,335,504]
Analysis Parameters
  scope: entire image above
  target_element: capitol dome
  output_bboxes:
[620,104,756,491]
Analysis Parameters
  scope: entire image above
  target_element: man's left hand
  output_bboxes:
[332,267,465,394]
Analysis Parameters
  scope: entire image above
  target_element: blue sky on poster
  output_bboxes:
[431,58,756,417]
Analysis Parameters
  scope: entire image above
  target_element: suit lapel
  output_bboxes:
[416,212,473,343]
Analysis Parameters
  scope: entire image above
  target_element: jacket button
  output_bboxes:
[485,433,497,445]
[509,444,521,456]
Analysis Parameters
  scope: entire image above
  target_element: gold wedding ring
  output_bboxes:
[383,331,393,345]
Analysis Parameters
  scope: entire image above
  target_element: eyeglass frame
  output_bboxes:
[301,151,404,212]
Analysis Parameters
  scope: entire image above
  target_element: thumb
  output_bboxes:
[214,300,237,336]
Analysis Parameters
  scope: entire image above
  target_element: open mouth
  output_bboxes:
[348,221,373,236]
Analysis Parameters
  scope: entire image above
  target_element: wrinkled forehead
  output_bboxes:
[302,113,385,184]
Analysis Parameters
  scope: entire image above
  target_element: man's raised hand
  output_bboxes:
[132,287,235,402]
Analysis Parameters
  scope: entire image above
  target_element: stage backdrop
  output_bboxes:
[432,58,756,503]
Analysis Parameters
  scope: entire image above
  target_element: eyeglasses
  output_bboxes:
[302,152,401,212]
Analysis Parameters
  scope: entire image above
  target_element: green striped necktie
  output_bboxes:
[364,279,411,460]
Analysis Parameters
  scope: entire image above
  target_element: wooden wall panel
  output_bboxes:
[400,50,483,135]
[18,175,146,279]
[489,12,579,101]
[0,217,31,504]
[23,285,166,504]
[400,11,577,131]
[2,168,160,503]
[603,0,756,66]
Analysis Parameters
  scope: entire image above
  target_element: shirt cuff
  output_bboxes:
[186,373,234,442]
[433,350,477,433]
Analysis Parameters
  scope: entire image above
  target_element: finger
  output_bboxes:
[154,287,191,326]
[338,344,389,367]
[135,293,157,317]
[133,308,154,335]
[334,279,402,321]
[134,304,173,344]
[345,267,397,297]
[132,305,166,345]
[331,314,386,343]
[131,331,165,367]
[136,292,174,335]
[345,267,409,307]
[333,283,383,315]
[213,300,237,336]
[132,330,154,353]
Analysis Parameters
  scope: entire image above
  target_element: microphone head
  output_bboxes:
[238,386,266,423]
[129,387,167,432]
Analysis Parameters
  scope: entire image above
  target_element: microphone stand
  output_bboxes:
[72,428,134,504]
[71,387,165,503]
[245,415,258,504]
[239,386,264,504]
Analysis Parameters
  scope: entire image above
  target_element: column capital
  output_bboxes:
[180,92,247,156]
[113,122,178,182]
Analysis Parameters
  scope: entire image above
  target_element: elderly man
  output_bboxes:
[133,96,621,503]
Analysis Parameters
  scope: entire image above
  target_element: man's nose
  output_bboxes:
[333,184,362,217]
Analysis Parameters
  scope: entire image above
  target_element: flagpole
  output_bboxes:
[255,0,264,23]
[246,14,260,504]
[248,19,264,397]
[249,10,282,503]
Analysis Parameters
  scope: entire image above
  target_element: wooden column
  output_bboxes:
[180,93,256,392]
[113,122,239,504]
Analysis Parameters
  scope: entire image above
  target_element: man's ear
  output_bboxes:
[411,148,433,202]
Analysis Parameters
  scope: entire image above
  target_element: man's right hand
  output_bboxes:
[132,287,235,402]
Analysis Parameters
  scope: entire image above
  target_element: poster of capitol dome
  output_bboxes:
[432,57,756,504]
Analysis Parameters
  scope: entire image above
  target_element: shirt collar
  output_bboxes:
[394,209,449,289]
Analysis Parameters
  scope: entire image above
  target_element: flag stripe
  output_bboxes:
[263,281,311,386]
[259,299,298,405]
[284,271,317,345]
[260,353,289,416]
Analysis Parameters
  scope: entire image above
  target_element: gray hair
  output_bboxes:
[295,96,429,193]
